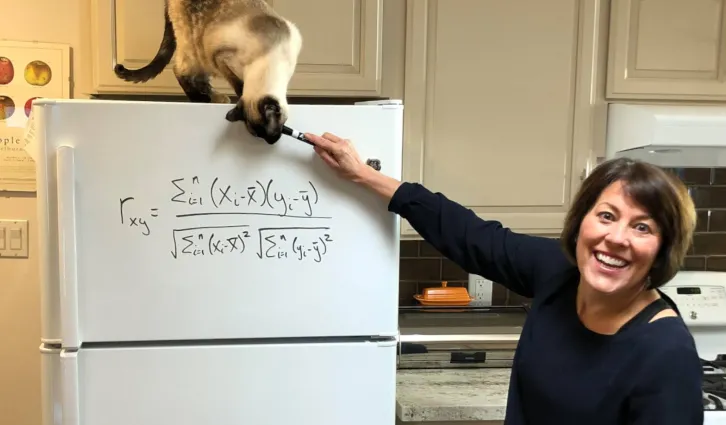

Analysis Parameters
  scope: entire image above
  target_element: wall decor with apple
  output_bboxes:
[0,40,71,192]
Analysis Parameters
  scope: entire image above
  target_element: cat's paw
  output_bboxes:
[211,92,231,104]
[225,106,245,122]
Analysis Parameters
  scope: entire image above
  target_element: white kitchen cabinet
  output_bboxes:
[400,0,609,237]
[88,0,390,97]
[607,0,726,101]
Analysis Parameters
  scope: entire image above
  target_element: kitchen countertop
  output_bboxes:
[396,368,511,422]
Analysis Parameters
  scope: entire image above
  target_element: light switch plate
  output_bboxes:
[0,219,29,258]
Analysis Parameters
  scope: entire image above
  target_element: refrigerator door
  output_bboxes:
[58,340,396,425]
[33,99,402,346]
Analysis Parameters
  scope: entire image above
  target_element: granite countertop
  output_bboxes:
[396,368,511,422]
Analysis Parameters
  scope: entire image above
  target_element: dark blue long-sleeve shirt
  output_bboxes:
[388,182,704,425]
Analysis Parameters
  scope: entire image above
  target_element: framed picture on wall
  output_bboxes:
[0,39,71,193]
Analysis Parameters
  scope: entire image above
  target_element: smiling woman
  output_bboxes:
[304,131,704,425]
[560,158,696,335]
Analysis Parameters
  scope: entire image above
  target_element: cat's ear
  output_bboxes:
[225,106,246,122]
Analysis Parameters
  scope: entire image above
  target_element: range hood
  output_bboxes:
[605,103,726,168]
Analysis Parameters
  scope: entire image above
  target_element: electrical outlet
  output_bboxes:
[468,274,492,306]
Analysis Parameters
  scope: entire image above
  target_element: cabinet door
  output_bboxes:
[270,0,384,96]
[89,0,384,97]
[401,0,604,237]
[90,0,183,94]
[607,0,726,100]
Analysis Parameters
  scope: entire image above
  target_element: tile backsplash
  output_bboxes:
[398,166,726,307]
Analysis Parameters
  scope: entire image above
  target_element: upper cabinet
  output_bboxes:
[88,0,387,97]
[271,0,383,96]
[399,0,608,237]
[607,0,726,101]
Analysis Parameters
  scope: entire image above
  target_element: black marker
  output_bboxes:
[282,125,314,146]
[282,125,382,171]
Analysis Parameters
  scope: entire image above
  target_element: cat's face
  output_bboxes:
[226,95,288,144]
[243,95,288,144]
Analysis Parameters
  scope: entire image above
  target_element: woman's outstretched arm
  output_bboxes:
[305,132,569,298]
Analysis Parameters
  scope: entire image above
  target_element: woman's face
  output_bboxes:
[575,180,662,295]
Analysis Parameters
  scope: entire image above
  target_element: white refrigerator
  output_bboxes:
[25,98,403,425]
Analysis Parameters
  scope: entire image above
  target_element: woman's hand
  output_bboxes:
[304,132,370,182]
[304,131,403,202]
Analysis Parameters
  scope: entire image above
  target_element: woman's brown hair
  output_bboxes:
[559,157,697,289]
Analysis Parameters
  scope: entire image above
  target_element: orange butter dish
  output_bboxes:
[413,281,474,306]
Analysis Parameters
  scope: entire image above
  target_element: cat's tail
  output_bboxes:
[114,5,176,83]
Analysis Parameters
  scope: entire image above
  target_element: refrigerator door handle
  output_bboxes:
[57,145,80,348]
[60,350,80,425]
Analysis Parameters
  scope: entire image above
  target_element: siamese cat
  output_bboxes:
[114,0,302,144]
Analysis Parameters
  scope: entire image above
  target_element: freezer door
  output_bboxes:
[59,340,397,425]
[34,100,402,345]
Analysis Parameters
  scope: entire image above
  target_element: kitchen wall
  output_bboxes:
[398,166,726,306]
[0,0,91,423]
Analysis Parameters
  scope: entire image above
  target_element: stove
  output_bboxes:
[660,271,726,424]
[703,357,726,411]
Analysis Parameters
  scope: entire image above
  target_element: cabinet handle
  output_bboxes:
[580,157,605,181]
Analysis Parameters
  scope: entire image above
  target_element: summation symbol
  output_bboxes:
[119,197,159,236]
[171,176,203,205]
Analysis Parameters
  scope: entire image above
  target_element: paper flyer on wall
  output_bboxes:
[0,39,70,192]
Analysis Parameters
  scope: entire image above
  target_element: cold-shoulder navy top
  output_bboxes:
[388,182,704,425]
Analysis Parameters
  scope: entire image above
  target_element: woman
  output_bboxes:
[304,131,704,424]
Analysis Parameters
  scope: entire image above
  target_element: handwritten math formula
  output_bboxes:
[171,176,323,218]
[118,176,334,263]
[170,225,332,263]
